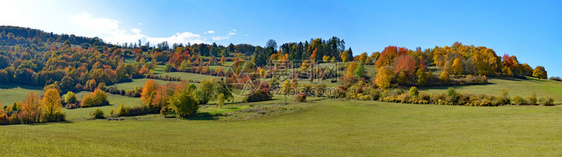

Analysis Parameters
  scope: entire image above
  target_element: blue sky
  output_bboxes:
[1,0,561,76]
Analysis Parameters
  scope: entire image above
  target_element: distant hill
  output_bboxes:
[0,25,107,48]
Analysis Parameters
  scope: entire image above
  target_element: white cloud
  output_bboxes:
[211,29,238,41]
[131,28,142,34]
[71,12,121,35]
[138,22,143,25]
[212,35,230,41]
[205,30,215,34]
[69,12,207,45]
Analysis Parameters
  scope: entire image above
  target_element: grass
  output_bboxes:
[156,72,219,81]
[108,78,178,90]
[419,76,562,103]
[1,99,561,156]
[0,84,43,106]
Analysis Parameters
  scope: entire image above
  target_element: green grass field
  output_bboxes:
[0,84,43,106]
[108,78,178,90]
[419,76,562,103]
[1,99,561,156]
[2,69,562,156]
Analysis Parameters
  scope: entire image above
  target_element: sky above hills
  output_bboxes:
[1,0,561,76]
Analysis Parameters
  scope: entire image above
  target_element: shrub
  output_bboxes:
[245,90,272,102]
[500,88,510,105]
[446,87,457,97]
[295,93,307,102]
[122,105,159,116]
[539,97,555,106]
[109,109,115,117]
[512,96,527,105]
[409,87,419,97]
[528,92,537,105]
[81,89,110,107]
[117,103,127,116]
[64,91,77,104]
[90,109,105,119]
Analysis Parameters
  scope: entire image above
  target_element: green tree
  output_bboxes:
[64,91,77,104]
[168,84,199,118]
[416,69,428,86]
[198,79,215,104]
[354,63,366,78]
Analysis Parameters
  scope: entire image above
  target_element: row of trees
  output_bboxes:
[0,89,65,125]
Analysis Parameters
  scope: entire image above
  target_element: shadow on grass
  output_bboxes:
[418,82,496,91]
[489,76,528,81]
[0,84,43,90]
[187,112,218,121]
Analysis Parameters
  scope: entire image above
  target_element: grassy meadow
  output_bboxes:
[1,99,561,156]
[1,63,562,156]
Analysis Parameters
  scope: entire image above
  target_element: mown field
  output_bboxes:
[1,99,561,156]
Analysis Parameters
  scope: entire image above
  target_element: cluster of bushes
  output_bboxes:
[114,103,160,117]
[80,89,110,107]
[145,73,183,81]
[0,91,66,125]
[244,82,272,102]
[105,86,142,97]
[549,76,561,81]
[110,78,232,119]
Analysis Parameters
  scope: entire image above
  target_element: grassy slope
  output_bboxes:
[108,78,178,90]
[0,84,43,106]
[1,100,561,156]
[419,76,562,103]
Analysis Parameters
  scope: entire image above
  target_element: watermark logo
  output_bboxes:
[223,59,341,97]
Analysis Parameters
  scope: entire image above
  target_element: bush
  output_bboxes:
[295,93,307,102]
[446,87,457,97]
[512,96,527,105]
[528,92,537,105]
[122,105,159,116]
[539,97,555,106]
[409,87,419,97]
[81,89,110,107]
[64,91,77,104]
[90,109,105,119]
[117,103,127,116]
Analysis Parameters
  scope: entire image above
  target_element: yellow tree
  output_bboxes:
[358,52,369,64]
[340,50,349,62]
[439,71,450,83]
[375,66,394,89]
[42,88,63,122]
[532,66,547,79]
[141,79,157,104]
[451,58,463,76]
[322,55,331,63]
[346,62,358,78]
